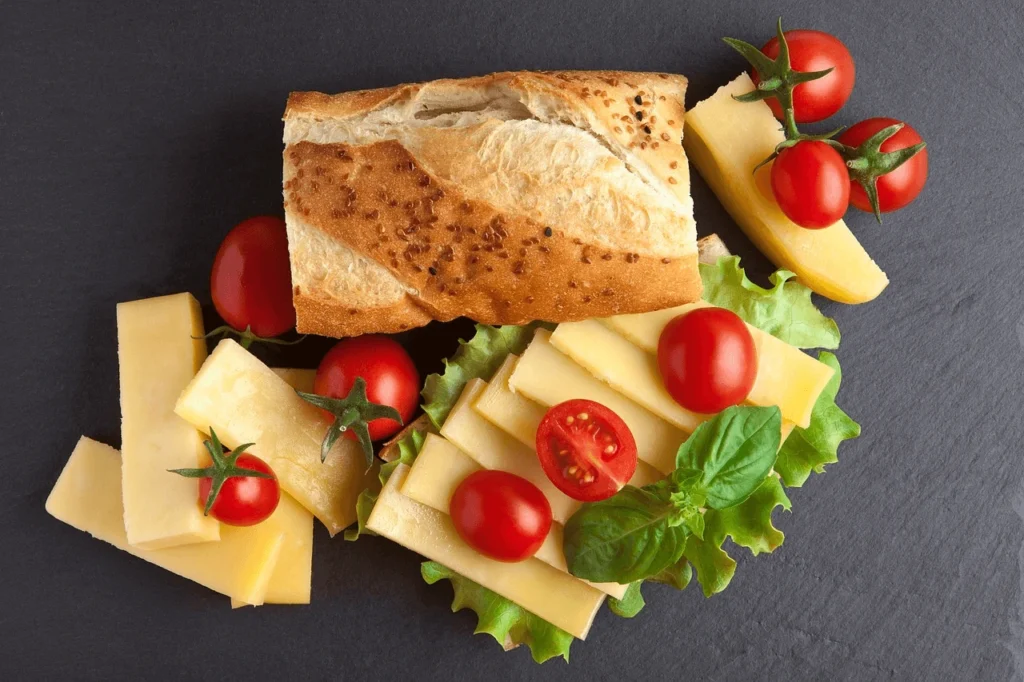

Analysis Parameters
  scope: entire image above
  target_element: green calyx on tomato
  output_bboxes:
[168,427,279,522]
[298,377,404,468]
[838,121,927,223]
[197,324,305,351]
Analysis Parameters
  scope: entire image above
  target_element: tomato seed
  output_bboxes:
[578,413,589,421]
[604,444,616,454]
[565,416,574,425]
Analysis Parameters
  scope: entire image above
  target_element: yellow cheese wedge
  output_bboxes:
[271,367,316,393]
[401,434,628,600]
[441,378,580,523]
[175,339,376,536]
[473,355,665,487]
[116,293,219,550]
[367,464,605,640]
[46,437,290,605]
[685,73,888,304]
[230,492,314,608]
[601,302,833,428]
[508,330,685,474]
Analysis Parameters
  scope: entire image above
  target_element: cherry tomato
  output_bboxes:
[770,141,850,229]
[658,307,757,414]
[210,216,295,338]
[755,29,855,124]
[314,336,419,441]
[839,117,928,214]
[535,399,638,502]
[198,453,280,526]
[450,470,552,562]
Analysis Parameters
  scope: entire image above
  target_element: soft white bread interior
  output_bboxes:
[283,71,701,337]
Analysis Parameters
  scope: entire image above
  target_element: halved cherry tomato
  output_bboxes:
[839,117,928,214]
[770,140,850,229]
[210,216,296,337]
[535,399,638,502]
[450,470,552,562]
[658,307,757,414]
[313,336,419,442]
[755,29,855,124]
[198,453,280,527]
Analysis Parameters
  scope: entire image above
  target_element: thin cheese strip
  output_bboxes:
[551,319,801,438]
[230,492,314,608]
[474,354,664,487]
[508,329,684,474]
[401,434,628,600]
[46,437,286,605]
[602,302,834,428]
[117,293,219,549]
[367,464,605,640]
[175,340,378,536]
[441,378,580,523]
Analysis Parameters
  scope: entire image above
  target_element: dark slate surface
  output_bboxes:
[2,1,1021,679]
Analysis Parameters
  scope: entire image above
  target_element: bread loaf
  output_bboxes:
[283,71,701,337]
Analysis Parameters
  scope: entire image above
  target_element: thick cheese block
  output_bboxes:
[473,355,664,487]
[685,73,888,304]
[230,492,314,608]
[175,340,377,536]
[601,303,833,428]
[508,330,685,474]
[367,464,605,640]
[116,293,219,550]
[46,437,291,605]
[441,378,580,523]
[401,434,628,600]
[271,367,317,393]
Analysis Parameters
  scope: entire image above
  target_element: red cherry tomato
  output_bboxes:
[450,470,552,562]
[658,307,757,414]
[770,140,850,229]
[754,29,855,124]
[839,117,928,214]
[535,399,638,502]
[198,453,280,526]
[313,336,419,442]
[210,216,296,338]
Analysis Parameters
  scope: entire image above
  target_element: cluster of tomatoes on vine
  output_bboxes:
[727,20,928,228]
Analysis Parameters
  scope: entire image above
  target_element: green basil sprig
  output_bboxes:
[563,405,782,585]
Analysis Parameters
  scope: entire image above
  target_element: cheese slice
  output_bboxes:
[441,378,580,523]
[175,339,377,536]
[401,434,628,599]
[367,464,605,640]
[230,492,314,608]
[46,437,288,605]
[271,367,316,393]
[685,73,888,304]
[473,355,664,487]
[508,330,685,474]
[601,303,834,428]
[117,292,219,549]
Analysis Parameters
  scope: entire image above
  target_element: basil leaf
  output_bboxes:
[608,582,646,619]
[675,405,781,509]
[563,484,689,584]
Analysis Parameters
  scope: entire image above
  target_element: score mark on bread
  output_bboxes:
[283,70,702,337]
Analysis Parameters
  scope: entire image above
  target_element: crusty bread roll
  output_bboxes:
[283,71,701,338]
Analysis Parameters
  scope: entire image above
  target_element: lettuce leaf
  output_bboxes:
[344,429,426,541]
[775,353,860,488]
[421,324,539,428]
[421,561,573,663]
[700,256,840,350]
[608,582,646,618]
[684,475,791,597]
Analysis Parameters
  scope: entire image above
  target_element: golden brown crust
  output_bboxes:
[284,140,702,336]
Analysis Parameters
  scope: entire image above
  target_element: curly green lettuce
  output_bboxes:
[421,561,574,663]
[700,256,840,350]
[774,352,860,487]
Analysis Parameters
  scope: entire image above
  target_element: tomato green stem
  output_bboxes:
[168,428,273,516]
[297,378,403,468]
[196,325,306,350]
